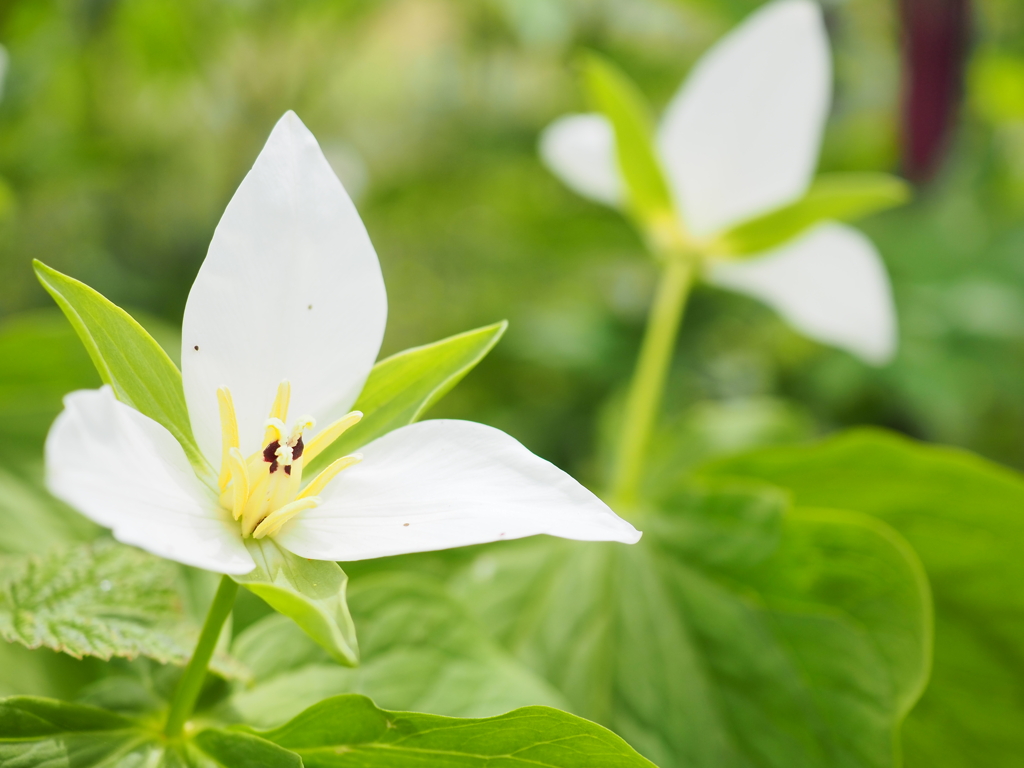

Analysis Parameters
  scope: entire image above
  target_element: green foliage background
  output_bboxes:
[1,0,1024,766]
[0,0,1018,479]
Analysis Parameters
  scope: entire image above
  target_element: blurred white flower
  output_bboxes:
[45,111,640,575]
[540,0,897,365]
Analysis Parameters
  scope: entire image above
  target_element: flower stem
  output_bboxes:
[607,251,695,511]
[164,574,238,739]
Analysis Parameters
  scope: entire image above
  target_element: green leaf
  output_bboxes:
[712,173,911,256]
[0,467,98,556]
[223,573,566,729]
[235,538,358,667]
[33,261,210,478]
[0,310,100,461]
[580,52,674,227]
[221,694,656,767]
[0,696,152,767]
[702,428,1024,768]
[0,695,284,767]
[0,540,242,677]
[451,482,931,768]
[307,321,506,473]
[0,540,188,662]
[194,728,302,768]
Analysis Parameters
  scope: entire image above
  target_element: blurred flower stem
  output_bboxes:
[608,245,696,511]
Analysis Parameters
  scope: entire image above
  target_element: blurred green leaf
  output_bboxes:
[0,641,97,700]
[0,541,242,679]
[309,321,507,473]
[0,695,293,767]
[235,539,358,667]
[33,261,210,479]
[0,467,98,556]
[451,482,931,768]
[581,52,674,227]
[702,428,1024,768]
[0,311,99,459]
[227,693,657,767]
[223,572,566,729]
[970,49,1024,124]
[194,728,303,768]
[713,173,911,256]
[0,696,152,767]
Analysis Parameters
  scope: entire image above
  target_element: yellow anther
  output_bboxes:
[299,454,362,500]
[224,447,249,520]
[303,411,363,465]
[263,381,291,444]
[290,417,315,441]
[252,497,321,540]
[263,417,286,444]
[216,388,239,490]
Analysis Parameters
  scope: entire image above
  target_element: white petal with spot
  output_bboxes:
[708,222,897,365]
[182,111,387,463]
[657,0,831,236]
[276,419,641,561]
[46,387,254,574]
[539,113,623,208]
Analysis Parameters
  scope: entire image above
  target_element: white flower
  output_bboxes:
[45,111,640,575]
[539,0,897,365]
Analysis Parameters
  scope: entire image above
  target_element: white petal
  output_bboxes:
[182,111,387,462]
[45,387,254,574]
[707,223,897,365]
[657,0,831,236]
[539,114,623,207]
[275,420,641,561]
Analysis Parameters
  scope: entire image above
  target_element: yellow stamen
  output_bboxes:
[252,496,321,540]
[240,472,271,537]
[267,455,303,512]
[303,411,363,464]
[263,381,291,445]
[299,454,362,499]
[216,388,239,490]
[224,448,249,520]
[218,381,352,541]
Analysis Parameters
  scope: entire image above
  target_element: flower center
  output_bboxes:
[216,381,362,540]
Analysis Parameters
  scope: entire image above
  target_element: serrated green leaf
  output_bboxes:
[307,321,506,473]
[235,538,358,667]
[223,573,566,729]
[0,540,188,662]
[702,428,1024,768]
[0,540,243,679]
[451,482,931,768]
[712,173,911,256]
[580,52,674,228]
[33,261,211,479]
[217,693,656,767]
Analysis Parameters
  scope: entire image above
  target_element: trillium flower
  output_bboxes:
[45,111,640,576]
[539,0,897,365]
